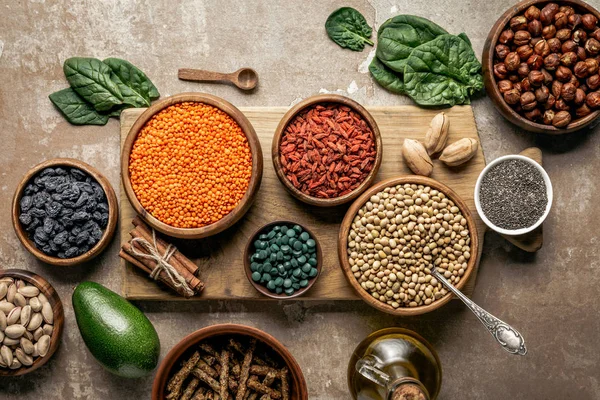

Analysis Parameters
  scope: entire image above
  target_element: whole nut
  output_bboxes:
[6,306,21,326]
[527,54,544,70]
[510,16,528,31]
[587,74,600,90]
[573,29,587,45]
[9,359,22,370]
[517,45,534,60]
[13,293,26,308]
[505,52,521,71]
[504,88,521,105]
[27,313,43,332]
[574,88,587,105]
[530,37,543,47]
[42,324,53,336]
[556,65,573,82]
[424,112,450,155]
[7,284,16,303]
[402,139,433,176]
[555,98,570,111]
[525,5,541,20]
[576,104,592,117]
[0,301,15,315]
[561,83,577,102]
[499,29,514,44]
[0,283,6,301]
[494,63,508,79]
[541,68,553,84]
[545,94,557,109]
[15,348,33,367]
[20,305,31,327]
[20,337,34,355]
[592,29,600,42]
[439,138,478,167]
[524,108,542,121]
[552,110,571,127]
[514,30,532,46]
[560,51,578,67]
[33,327,43,341]
[521,77,532,92]
[535,85,550,103]
[528,70,545,87]
[498,80,514,93]
[554,12,568,29]
[5,324,26,339]
[17,286,39,298]
[569,74,580,88]
[542,25,557,39]
[37,335,51,357]
[543,109,555,125]
[586,58,599,75]
[585,38,600,56]
[574,61,589,78]
[41,302,53,324]
[582,14,598,31]
[0,311,6,331]
[514,81,523,91]
[496,44,510,59]
[559,6,575,17]
[562,40,578,53]
[520,91,537,110]
[534,39,550,56]
[544,53,560,70]
[568,14,582,29]
[1,345,13,366]
[528,19,542,36]
[547,38,561,53]
[510,74,520,83]
[556,28,572,41]
[518,62,531,77]
[29,297,41,313]
[541,3,559,26]
[586,91,600,108]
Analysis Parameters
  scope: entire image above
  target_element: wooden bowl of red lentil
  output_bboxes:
[272,94,383,207]
[121,93,263,239]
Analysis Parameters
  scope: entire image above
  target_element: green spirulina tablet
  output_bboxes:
[293,225,302,233]
[302,244,308,253]
[306,239,316,248]
[293,241,303,251]
[270,243,279,252]
[251,272,261,282]
[309,268,318,278]
[283,279,292,288]
[267,230,276,239]
[292,283,300,290]
[299,279,309,287]
[280,225,288,233]
[283,261,292,270]
[301,263,312,273]
[290,258,298,268]
[300,231,310,241]
[270,253,278,263]
[276,287,283,294]
[262,273,272,282]
[271,267,279,275]
[278,265,286,275]
[275,277,284,287]
[292,268,302,278]
[292,250,303,257]
[280,245,291,254]
[285,288,295,295]
[308,257,317,266]
[267,281,276,290]
[297,255,307,264]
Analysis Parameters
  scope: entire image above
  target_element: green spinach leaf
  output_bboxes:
[325,7,373,51]
[369,57,405,94]
[49,88,110,125]
[103,58,160,107]
[403,34,483,107]
[458,32,472,48]
[376,15,447,73]
[63,57,123,111]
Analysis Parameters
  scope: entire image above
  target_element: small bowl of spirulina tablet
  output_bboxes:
[243,221,322,299]
[474,155,553,236]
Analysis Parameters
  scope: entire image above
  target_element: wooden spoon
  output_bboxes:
[178,67,258,90]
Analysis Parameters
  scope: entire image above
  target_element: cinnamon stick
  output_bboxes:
[131,216,199,276]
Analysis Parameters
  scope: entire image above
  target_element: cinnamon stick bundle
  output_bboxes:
[119,217,204,297]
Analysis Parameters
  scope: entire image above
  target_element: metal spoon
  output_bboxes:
[178,67,259,90]
[432,268,527,356]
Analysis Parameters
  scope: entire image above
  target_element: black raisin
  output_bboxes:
[71,226,81,236]
[43,217,55,234]
[20,196,33,212]
[28,217,41,231]
[19,213,32,226]
[92,211,102,221]
[34,227,48,244]
[79,182,94,194]
[91,182,105,201]
[61,241,70,251]
[53,231,68,245]
[55,182,70,193]
[45,201,62,218]
[59,215,73,228]
[90,225,103,241]
[49,241,59,252]
[24,183,38,195]
[54,167,67,176]
[39,168,55,177]
[72,211,90,222]
[44,176,62,191]
[29,208,46,218]
[42,245,53,254]
[96,203,109,213]
[70,168,86,181]
[57,252,66,259]
[65,247,79,258]
[32,192,51,208]
[99,213,109,228]
[60,207,74,217]
[75,192,89,208]
[75,231,89,245]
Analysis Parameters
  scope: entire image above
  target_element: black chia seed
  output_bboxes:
[479,159,547,230]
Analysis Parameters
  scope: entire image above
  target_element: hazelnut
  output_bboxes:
[572,29,587,44]
[552,80,564,98]
[582,14,598,31]
[562,40,578,53]
[496,44,510,59]
[554,12,568,29]
[520,91,537,110]
[505,52,521,71]
[541,69,553,85]
[514,81,523,92]
[528,20,543,37]
[542,25,557,39]
[524,108,542,121]
[535,85,550,103]
[555,98,570,111]
[498,80,513,93]
[530,37,543,47]
[587,74,600,90]
[527,54,544,70]
[499,29,515,44]
[574,88,587,105]
[517,45,534,60]
[541,3,560,26]
[514,30,532,46]
[524,6,541,21]
[586,91,600,108]
[510,16,528,31]
[534,39,550,56]
[547,38,562,53]
[585,38,600,56]
[560,51,577,67]
[556,28,572,41]
[528,70,545,87]
[504,88,521,105]
[544,53,560,70]
[556,65,573,82]
[568,74,580,88]
[591,29,600,42]
[545,94,557,109]
[510,74,520,83]
[552,110,572,127]
[575,104,592,117]
[574,61,589,78]
[543,109,555,125]
[586,58,599,75]
[559,6,575,17]
[521,77,532,92]
[577,46,587,61]
[561,82,577,101]
[494,63,508,79]
[568,14,582,29]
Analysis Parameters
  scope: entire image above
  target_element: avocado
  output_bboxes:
[72,281,160,378]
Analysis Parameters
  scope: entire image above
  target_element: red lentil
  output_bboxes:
[279,103,376,198]
[129,102,252,228]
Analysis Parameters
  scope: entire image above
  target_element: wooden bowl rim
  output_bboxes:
[242,220,323,299]
[151,323,308,400]
[11,158,118,266]
[271,94,383,207]
[482,0,600,135]
[0,269,64,376]
[121,92,264,239]
[337,175,479,316]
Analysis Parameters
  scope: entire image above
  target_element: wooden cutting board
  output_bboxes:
[120,105,488,301]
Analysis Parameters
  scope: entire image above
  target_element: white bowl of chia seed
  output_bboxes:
[474,155,552,236]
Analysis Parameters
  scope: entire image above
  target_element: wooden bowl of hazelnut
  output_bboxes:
[483,0,600,134]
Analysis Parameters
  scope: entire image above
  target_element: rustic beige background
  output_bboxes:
[0,0,599,399]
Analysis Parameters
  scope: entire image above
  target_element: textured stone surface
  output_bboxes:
[0,0,599,399]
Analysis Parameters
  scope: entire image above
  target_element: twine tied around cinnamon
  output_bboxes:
[130,229,195,297]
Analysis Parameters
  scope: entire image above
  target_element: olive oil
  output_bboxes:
[348,328,442,400]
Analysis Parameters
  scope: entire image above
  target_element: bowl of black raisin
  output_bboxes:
[11,158,118,266]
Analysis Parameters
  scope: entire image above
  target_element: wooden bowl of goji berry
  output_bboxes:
[121,93,263,239]
[272,94,383,207]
